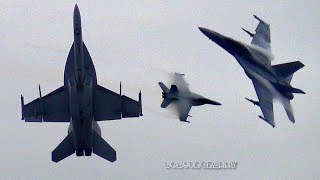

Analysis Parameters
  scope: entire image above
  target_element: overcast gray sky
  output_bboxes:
[1,1,319,179]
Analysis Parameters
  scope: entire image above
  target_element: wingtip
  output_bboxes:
[298,61,305,68]
[253,14,260,21]
[109,155,117,163]
[20,94,25,120]
[259,115,275,128]
[253,14,269,26]
[180,120,190,123]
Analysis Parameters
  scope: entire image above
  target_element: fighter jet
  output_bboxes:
[20,4,142,163]
[159,73,221,123]
[199,15,305,127]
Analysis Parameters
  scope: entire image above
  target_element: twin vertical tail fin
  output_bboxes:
[272,61,305,84]
[271,61,304,123]
[272,61,305,94]
[158,82,175,108]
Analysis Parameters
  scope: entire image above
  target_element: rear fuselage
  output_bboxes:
[232,43,294,100]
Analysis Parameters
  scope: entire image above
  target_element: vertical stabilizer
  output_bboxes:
[272,61,304,83]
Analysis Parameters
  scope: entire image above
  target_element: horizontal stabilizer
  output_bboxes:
[272,83,305,94]
[92,130,116,162]
[158,82,169,93]
[52,133,75,163]
[288,87,305,94]
[272,61,304,79]
[161,99,173,108]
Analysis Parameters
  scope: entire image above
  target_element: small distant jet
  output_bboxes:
[199,15,305,127]
[20,4,142,163]
[158,73,221,122]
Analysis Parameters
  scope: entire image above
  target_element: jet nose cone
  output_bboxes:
[198,27,222,41]
[74,4,80,15]
[198,27,213,38]
[74,4,79,10]
[198,27,208,34]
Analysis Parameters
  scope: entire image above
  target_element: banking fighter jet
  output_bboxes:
[159,73,221,123]
[199,15,305,127]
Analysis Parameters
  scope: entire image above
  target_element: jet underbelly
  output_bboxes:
[67,72,94,152]
[235,55,278,83]
[80,75,94,151]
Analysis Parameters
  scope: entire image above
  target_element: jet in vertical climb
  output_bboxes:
[199,15,305,127]
[20,4,142,163]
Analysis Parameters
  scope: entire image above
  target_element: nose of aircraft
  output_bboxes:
[198,27,227,43]
[74,4,80,18]
[199,27,243,56]
[74,4,79,13]
[198,27,213,38]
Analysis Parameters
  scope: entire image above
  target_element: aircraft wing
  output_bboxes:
[252,79,275,127]
[94,85,141,121]
[173,73,189,93]
[22,86,70,122]
[176,99,192,122]
[251,15,271,51]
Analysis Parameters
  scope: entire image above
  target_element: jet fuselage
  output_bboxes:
[163,91,220,106]
[65,5,97,156]
[199,27,294,99]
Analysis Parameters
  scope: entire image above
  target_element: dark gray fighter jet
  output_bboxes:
[20,4,142,163]
[159,73,221,123]
[199,15,305,127]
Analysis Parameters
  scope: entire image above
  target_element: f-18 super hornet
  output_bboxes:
[199,15,305,127]
[159,73,221,123]
[20,4,142,163]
